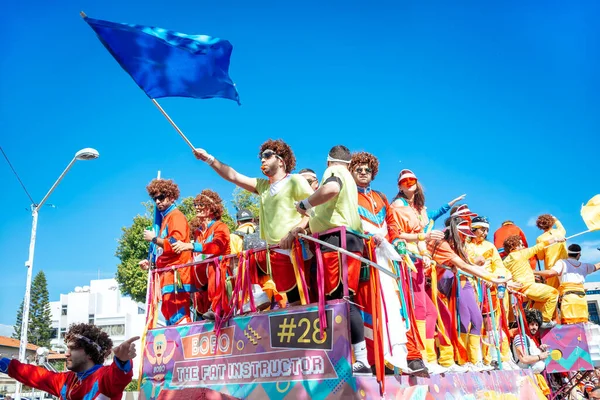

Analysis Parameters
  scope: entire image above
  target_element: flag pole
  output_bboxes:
[545,229,596,249]
[151,99,196,150]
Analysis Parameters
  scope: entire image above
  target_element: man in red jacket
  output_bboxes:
[0,323,138,400]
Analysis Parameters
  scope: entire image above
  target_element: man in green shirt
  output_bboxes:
[193,139,313,303]
[296,145,370,374]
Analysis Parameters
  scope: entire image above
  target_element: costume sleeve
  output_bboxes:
[294,175,314,200]
[162,212,191,255]
[554,218,566,236]
[6,358,65,396]
[535,235,546,261]
[427,240,456,266]
[551,260,565,275]
[522,242,547,261]
[255,178,269,195]
[427,203,451,222]
[202,223,231,255]
[378,193,399,243]
[99,358,133,398]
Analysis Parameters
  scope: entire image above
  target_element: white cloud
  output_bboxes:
[579,240,600,264]
[527,216,538,227]
[0,324,14,338]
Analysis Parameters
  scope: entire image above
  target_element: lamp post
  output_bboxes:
[15,148,99,400]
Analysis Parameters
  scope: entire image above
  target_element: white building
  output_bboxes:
[585,281,600,325]
[49,279,146,373]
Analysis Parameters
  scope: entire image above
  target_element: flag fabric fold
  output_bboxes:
[84,16,240,104]
[581,194,600,231]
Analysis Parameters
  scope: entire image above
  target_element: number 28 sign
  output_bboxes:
[269,310,334,350]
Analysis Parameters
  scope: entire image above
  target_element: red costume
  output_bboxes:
[156,205,193,325]
[191,220,231,315]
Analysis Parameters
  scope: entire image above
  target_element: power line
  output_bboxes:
[0,145,36,205]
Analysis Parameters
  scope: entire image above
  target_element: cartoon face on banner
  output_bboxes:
[142,328,183,400]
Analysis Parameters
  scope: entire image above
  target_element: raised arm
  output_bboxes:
[2,358,64,397]
[194,148,257,193]
[450,255,508,285]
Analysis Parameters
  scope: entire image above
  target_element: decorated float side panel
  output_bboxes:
[542,323,594,373]
[140,300,367,400]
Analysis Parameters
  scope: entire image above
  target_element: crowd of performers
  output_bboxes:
[137,139,600,391]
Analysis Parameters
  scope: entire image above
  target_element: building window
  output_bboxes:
[60,328,66,338]
[589,302,600,325]
[138,306,145,315]
[50,328,58,339]
[61,305,67,316]
[100,324,125,336]
[89,314,95,324]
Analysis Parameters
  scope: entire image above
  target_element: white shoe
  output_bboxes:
[444,363,468,373]
[424,362,448,375]
[242,285,271,313]
[501,360,520,371]
[473,361,493,371]
[461,362,477,372]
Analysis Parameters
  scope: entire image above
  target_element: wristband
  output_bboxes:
[206,154,215,166]
[417,233,426,241]
[300,199,314,210]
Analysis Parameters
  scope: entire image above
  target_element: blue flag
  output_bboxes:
[84,16,240,104]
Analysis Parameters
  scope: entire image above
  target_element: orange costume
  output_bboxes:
[493,221,536,269]
[191,220,231,315]
[155,205,193,325]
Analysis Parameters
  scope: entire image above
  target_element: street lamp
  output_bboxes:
[15,148,99,400]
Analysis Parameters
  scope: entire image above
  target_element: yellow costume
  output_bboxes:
[503,241,558,322]
[536,218,567,289]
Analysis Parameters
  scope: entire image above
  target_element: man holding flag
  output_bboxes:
[193,140,314,305]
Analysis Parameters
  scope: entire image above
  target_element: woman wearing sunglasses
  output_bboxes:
[390,169,468,374]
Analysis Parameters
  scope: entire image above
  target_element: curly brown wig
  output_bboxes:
[146,179,180,201]
[503,234,524,254]
[259,139,296,173]
[349,152,379,180]
[536,214,555,231]
[64,323,113,365]
[194,189,224,220]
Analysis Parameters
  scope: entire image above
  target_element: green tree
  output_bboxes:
[226,187,260,231]
[13,271,53,347]
[13,299,24,340]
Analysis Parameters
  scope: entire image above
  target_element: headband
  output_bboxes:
[472,222,490,229]
[327,155,351,164]
[302,172,318,180]
[199,194,215,204]
[569,250,582,254]
[72,334,102,353]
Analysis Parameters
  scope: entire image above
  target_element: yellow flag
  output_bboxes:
[581,194,600,231]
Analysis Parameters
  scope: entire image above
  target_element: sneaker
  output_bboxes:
[242,285,271,313]
[425,362,448,375]
[202,309,216,321]
[352,360,372,375]
[473,361,493,371]
[489,360,499,370]
[404,359,430,377]
[445,363,468,373]
[541,321,557,329]
[461,362,476,372]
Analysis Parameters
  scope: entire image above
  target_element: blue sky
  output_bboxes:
[1,0,599,327]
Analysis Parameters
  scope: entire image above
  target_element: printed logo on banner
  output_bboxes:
[180,326,235,359]
[269,310,333,350]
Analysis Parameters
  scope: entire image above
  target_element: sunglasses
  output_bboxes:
[355,167,372,174]
[153,194,166,202]
[194,203,207,208]
[400,177,417,186]
[306,178,318,185]
[259,150,278,160]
